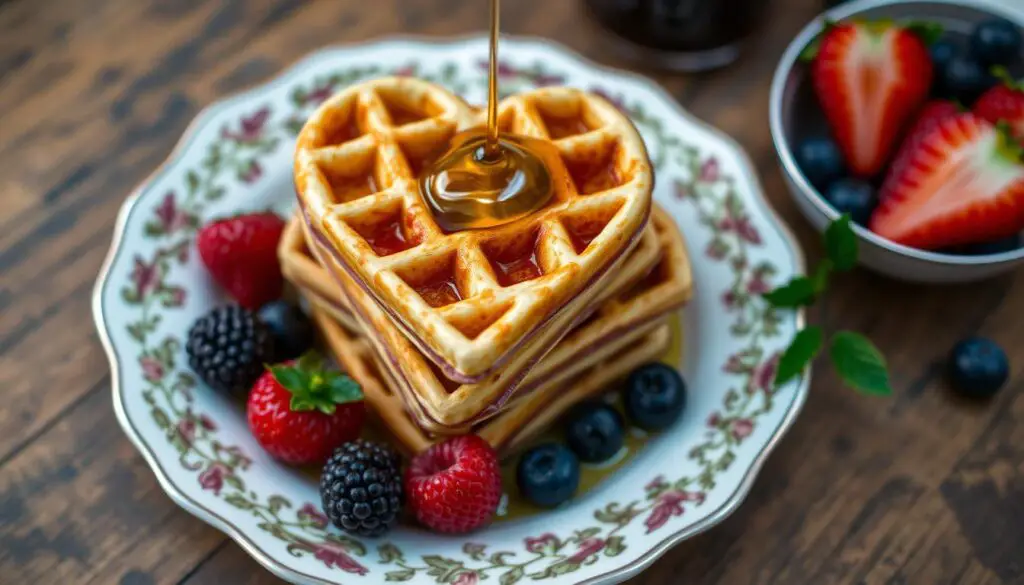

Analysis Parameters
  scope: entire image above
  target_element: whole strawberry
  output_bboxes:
[973,68,1024,143]
[807,20,936,177]
[405,435,502,534]
[247,353,366,466]
[198,212,285,309]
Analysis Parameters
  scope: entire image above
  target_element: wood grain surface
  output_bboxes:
[1,0,1022,583]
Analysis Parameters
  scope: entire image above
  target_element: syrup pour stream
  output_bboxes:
[485,0,500,158]
[418,0,555,232]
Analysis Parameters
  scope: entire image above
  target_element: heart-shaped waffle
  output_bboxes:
[295,77,653,384]
[279,206,691,431]
[310,304,671,457]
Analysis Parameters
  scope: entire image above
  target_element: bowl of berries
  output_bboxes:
[770,0,1024,283]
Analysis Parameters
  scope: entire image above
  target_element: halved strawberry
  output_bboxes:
[870,113,1024,250]
[880,99,961,199]
[808,20,935,177]
[973,68,1024,142]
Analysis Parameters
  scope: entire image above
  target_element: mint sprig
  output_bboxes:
[775,326,823,387]
[268,351,364,414]
[830,331,892,395]
[764,214,893,396]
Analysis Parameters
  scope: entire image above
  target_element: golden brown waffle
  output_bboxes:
[281,205,691,432]
[295,77,653,386]
[311,304,671,457]
[298,216,658,432]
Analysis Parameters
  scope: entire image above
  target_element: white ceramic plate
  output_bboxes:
[93,37,808,585]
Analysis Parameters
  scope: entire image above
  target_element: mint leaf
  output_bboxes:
[328,375,364,404]
[825,214,858,271]
[830,331,892,395]
[764,277,816,308]
[269,365,308,394]
[812,259,833,293]
[774,326,823,387]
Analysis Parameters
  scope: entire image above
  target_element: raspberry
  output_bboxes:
[197,212,285,309]
[404,435,502,534]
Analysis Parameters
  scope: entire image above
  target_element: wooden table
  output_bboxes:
[2,0,1023,583]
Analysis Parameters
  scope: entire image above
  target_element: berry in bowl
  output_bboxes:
[770,0,1024,283]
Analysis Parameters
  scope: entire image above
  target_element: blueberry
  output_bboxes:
[949,337,1009,398]
[257,300,315,361]
[564,402,625,463]
[969,19,1023,67]
[930,39,958,71]
[946,234,1022,256]
[824,178,876,225]
[795,137,846,191]
[939,54,997,104]
[516,443,580,508]
[624,363,687,431]
[929,39,959,92]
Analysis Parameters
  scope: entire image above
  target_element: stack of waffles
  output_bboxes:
[287,77,693,456]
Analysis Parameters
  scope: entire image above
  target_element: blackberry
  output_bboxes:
[186,305,274,395]
[320,440,403,537]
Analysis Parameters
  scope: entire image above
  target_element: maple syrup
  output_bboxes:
[419,0,555,232]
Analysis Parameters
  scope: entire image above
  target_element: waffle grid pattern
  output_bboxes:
[295,77,653,383]
[280,207,692,435]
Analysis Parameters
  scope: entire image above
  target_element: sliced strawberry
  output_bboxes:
[809,21,934,177]
[880,100,961,200]
[870,113,1024,250]
[973,68,1024,142]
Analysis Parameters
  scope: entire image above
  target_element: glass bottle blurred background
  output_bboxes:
[583,0,774,71]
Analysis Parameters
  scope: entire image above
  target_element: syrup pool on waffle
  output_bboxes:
[419,0,557,232]
[419,130,559,232]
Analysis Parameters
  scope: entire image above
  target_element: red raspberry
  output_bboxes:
[246,354,366,465]
[405,435,502,534]
[197,212,285,309]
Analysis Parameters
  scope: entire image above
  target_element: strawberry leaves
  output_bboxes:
[764,215,893,396]
[269,352,364,414]
[904,21,944,46]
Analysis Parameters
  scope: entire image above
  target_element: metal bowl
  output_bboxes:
[769,0,1024,283]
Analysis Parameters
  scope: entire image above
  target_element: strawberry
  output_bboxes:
[880,100,961,198]
[197,212,285,309]
[973,68,1024,142]
[247,353,366,465]
[807,20,935,177]
[405,435,502,534]
[870,113,1024,250]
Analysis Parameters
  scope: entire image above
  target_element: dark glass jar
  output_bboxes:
[584,0,772,71]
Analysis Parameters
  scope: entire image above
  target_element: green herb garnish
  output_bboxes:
[765,214,893,395]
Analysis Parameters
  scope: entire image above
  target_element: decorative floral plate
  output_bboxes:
[93,37,808,585]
